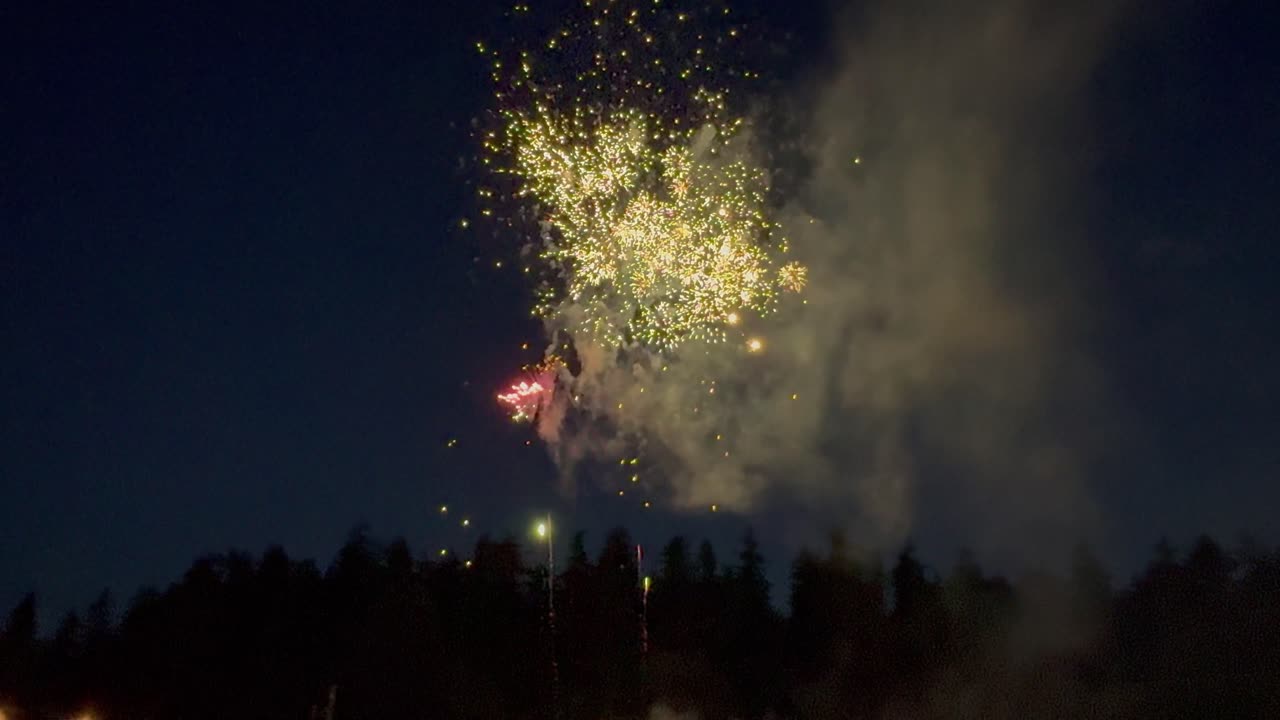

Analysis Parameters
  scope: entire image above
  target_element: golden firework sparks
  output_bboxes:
[476,0,804,353]
[778,261,808,293]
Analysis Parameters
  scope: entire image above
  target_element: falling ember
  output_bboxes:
[747,338,764,353]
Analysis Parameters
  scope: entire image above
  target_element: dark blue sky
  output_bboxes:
[1087,0,1279,557]
[3,0,1278,627]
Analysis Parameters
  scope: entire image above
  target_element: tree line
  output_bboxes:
[2,527,1278,719]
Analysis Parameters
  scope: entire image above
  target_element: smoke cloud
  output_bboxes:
[541,0,1131,561]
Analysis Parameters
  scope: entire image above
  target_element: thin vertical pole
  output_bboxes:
[637,544,648,656]
[547,513,560,720]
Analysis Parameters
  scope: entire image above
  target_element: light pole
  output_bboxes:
[637,544,649,656]
[536,515,560,720]
[537,516,554,618]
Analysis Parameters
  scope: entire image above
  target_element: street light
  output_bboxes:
[534,514,553,615]
[534,513,559,720]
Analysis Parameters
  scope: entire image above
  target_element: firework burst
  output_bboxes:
[497,358,560,422]
[475,0,803,352]
[477,1,808,506]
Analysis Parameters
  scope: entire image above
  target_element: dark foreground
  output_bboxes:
[2,528,1278,719]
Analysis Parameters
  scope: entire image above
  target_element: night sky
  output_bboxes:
[3,0,1278,628]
